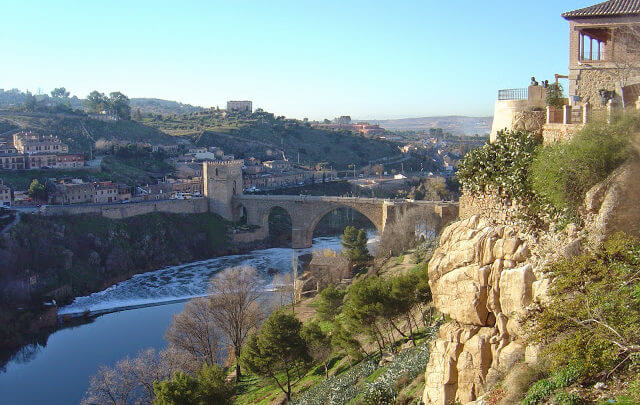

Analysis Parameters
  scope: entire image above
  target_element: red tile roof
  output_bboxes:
[563,0,640,19]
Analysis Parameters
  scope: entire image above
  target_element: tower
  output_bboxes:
[203,160,244,220]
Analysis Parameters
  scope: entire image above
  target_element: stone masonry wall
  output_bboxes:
[40,198,208,219]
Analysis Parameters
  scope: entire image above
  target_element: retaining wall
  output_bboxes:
[40,198,208,219]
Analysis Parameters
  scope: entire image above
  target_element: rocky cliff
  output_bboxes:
[421,209,582,404]
[422,154,640,404]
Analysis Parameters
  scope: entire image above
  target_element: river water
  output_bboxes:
[0,234,377,405]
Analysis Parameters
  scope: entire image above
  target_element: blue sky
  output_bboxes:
[1,0,592,120]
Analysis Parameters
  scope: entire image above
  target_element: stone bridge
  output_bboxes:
[233,195,459,248]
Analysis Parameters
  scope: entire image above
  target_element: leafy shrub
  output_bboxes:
[457,129,540,200]
[529,232,640,379]
[546,83,565,109]
[530,115,637,213]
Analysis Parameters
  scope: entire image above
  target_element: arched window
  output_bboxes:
[215,168,219,176]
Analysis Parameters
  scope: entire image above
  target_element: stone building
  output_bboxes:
[13,132,68,154]
[307,254,351,291]
[93,181,118,203]
[49,179,94,205]
[563,0,640,108]
[0,145,25,170]
[226,100,252,113]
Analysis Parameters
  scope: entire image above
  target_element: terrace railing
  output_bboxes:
[498,88,528,101]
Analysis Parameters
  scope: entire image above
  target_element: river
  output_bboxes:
[0,234,377,405]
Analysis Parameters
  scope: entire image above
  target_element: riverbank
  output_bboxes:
[0,211,238,362]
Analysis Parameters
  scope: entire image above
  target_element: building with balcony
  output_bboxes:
[490,0,640,144]
[563,0,640,108]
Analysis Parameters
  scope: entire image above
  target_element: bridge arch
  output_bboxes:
[233,195,458,249]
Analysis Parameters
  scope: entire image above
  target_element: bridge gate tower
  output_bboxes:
[203,160,244,221]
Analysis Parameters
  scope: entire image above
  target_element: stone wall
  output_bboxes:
[459,191,525,226]
[575,68,618,108]
[541,123,584,144]
[40,198,208,219]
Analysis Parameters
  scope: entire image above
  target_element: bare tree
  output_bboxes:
[208,266,264,381]
[82,347,203,405]
[82,364,136,405]
[82,349,169,405]
[165,297,220,367]
[377,207,441,258]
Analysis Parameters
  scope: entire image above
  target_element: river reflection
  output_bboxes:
[0,234,377,405]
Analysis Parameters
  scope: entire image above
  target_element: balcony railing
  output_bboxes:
[498,88,528,101]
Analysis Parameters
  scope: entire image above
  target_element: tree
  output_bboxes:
[241,311,310,401]
[342,276,392,356]
[331,321,363,364]
[301,321,333,378]
[82,349,168,405]
[388,272,419,345]
[165,297,220,366]
[109,92,131,120]
[22,91,37,112]
[85,90,109,113]
[546,82,565,109]
[208,266,263,381]
[341,226,372,265]
[153,364,232,405]
[316,284,345,321]
[50,87,70,98]
[27,179,47,201]
[135,108,143,121]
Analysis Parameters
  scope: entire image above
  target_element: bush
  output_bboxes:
[529,232,640,379]
[553,392,582,405]
[520,379,556,405]
[530,115,637,213]
[457,129,540,201]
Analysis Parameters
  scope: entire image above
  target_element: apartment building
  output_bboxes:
[0,179,12,206]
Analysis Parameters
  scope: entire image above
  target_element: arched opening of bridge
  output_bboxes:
[267,206,292,247]
[311,207,378,254]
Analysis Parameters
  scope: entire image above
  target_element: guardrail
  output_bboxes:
[498,88,528,101]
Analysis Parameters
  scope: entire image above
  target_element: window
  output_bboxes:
[579,28,609,61]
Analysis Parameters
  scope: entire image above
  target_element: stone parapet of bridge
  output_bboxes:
[234,195,458,249]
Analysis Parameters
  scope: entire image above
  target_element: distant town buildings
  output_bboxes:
[0,131,82,170]
[13,132,68,154]
[314,120,385,136]
[0,179,11,206]
[226,100,253,113]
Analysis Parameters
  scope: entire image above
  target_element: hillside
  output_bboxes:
[369,115,492,135]
[141,110,401,169]
[130,98,206,115]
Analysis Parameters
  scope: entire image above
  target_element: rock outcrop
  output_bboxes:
[422,214,579,404]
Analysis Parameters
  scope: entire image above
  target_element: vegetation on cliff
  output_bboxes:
[458,115,639,223]
[522,232,640,404]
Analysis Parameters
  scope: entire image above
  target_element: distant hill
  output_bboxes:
[368,116,492,135]
[130,98,206,116]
